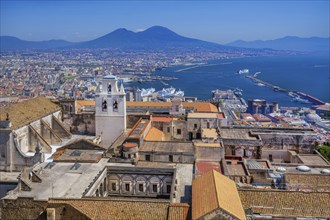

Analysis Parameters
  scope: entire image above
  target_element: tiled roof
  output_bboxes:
[127,102,218,113]
[75,100,95,111]
[145,126,164,141]
[284,173,330,192]
[192,170,246,220]
[152,116,173,123]
[187,113,218,119]
[49,198,189,220]
[238,189,330,217]
[0,96,60,129]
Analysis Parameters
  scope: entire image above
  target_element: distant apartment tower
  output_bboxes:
[95,74,126,148]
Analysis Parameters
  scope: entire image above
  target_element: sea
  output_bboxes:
[127,52,329,108]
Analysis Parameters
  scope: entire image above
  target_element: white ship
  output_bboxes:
[158,87,176,97]
[237,69,249,74]
[175,89,184,97]
[292,97,311,104]
[141,88,155,97]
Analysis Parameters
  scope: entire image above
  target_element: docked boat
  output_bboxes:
[157,87,176,97]
[292,97,311,104]
[141,88,155,97]
[237,69,249,74]
[174,89,184,97]
[256,83,265,87]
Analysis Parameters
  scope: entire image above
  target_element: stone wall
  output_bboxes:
[1,197,47,219]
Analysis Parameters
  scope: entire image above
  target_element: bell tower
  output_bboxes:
[95,74,126,148]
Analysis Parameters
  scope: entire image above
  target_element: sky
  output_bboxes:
[1,0,329,44]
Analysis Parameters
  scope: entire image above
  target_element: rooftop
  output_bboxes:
[239,189,330,217]
[297,154,329,166]
[193,142,222,148]
[49,198,189,220]
[195,162,221,175]
[139,141,194,154]
[192,170,246,220]
[145,126,164,141]
[127,102,218,113]
[5,159,109,200]
[187,112,218,119]
[201,128,218,139]
[219,128,259,140]
[0,96,60,129]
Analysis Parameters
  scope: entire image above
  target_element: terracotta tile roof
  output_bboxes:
[187,112,218,119]
[0,96,60,129]
[127,102,218,113]
[192,170,246,220]
[145,126,164,141]
[152,116,173,123]
[168,203,190,220]
[75,100,95,111]
[238,189,330,217]
[49,199,189,220]
[284,173,330,192]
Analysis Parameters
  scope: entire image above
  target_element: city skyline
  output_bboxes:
[1,0,329,44]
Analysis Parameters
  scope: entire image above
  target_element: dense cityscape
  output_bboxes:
[1,1,330,220]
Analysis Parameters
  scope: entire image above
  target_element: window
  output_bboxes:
[111,182,116,191]
[167,185,171,194]
[167,127,170,133]
[194,124,197,129]
[152,184,158,193]
[125,183,130,192]
[145,155,151,161]
[113,100,118,111]
[207,122,210,128]
[138,184,144,192]
[102,100,107,111]
[177,129,181,135]
[169,155,173,162]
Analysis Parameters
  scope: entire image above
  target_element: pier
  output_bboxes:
[246,75,287,92]
[246,75,326,105]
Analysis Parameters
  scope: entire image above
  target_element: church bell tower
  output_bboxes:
[95,74,126,148]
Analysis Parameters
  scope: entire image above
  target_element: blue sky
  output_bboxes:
[1,1,329,43]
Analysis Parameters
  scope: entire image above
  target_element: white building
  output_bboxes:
[95,74,126,148]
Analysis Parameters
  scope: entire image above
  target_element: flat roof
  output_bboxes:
[195,162,221,175]
[298,154,329,166]
[187,112,218,119]
[139,141,194,153]
[219,129,258,140]
[194,142,222,148]
[4,159,109,200]
[201,128,218,139]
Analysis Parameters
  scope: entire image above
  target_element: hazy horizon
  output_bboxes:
[1,1,329,44]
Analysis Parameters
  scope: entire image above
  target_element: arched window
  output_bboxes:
[102,100,107,111]
[108,84,111,93]
[113,100,118,111]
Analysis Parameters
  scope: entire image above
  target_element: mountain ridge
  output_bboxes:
[226,36,330,52]
[1,26,328,52]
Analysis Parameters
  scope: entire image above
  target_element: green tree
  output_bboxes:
[317,145,330,162]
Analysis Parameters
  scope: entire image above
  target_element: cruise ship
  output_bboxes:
[141,88,155,97]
